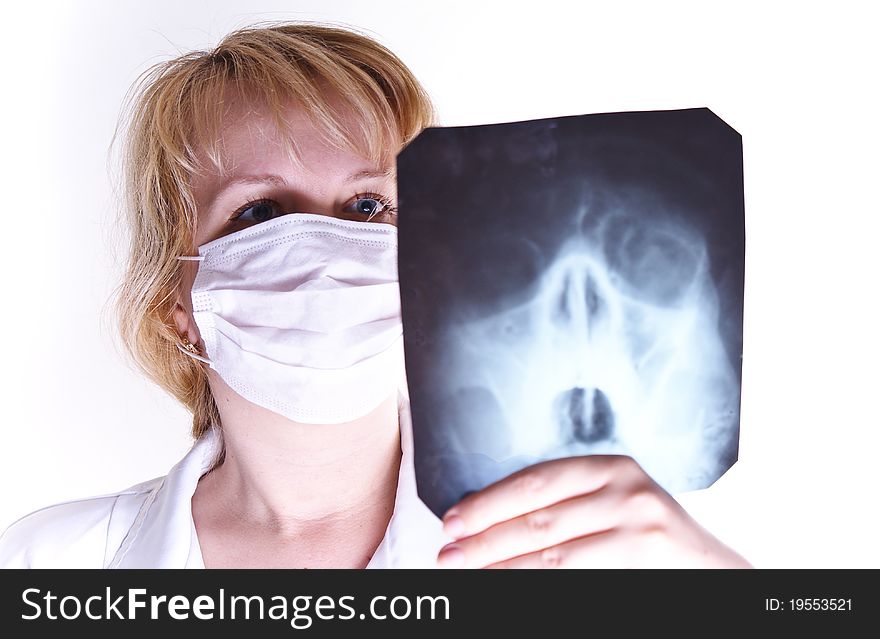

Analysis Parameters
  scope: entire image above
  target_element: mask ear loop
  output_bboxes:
[176,342,212,365]
[175,254,211,364]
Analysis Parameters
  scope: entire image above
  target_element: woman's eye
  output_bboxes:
[232,199,284,224]
[345,193,398,221]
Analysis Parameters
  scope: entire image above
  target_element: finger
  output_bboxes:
[443,455,637,539]
[439,486,623,569]
[484,528,632,569]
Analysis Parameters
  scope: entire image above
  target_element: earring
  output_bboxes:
[181,337,201,355]
[177,336,210,365]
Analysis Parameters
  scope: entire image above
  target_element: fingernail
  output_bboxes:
[437,544,465,568]
[442,514,466,539]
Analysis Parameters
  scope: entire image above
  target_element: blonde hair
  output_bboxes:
[113,22,437,444]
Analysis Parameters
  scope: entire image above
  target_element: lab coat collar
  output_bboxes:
[109,386,448,569]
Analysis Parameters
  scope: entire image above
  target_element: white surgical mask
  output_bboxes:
[177,213,405,424]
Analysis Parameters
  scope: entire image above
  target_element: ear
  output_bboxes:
[172,301,199,337]
[174,258,204,349]
[172,284,203,351]
[172,302,202,347]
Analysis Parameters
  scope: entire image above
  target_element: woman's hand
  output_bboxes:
[436,455,752,568]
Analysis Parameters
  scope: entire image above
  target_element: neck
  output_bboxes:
[200,384,402,532]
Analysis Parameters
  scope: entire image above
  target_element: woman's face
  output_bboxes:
[190,95,398,247]
[175,93,398,346]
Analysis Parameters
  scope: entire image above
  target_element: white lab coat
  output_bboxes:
[0,387,452,568]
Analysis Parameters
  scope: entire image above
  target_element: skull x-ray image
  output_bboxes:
[397,108,744,517]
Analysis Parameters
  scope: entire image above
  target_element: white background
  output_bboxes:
[1,0,877,568]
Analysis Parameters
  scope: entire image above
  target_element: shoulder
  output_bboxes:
[0,478,162,569]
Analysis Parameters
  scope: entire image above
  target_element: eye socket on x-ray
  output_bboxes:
[602,216,703,307]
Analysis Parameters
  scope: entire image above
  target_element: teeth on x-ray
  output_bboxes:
[398,108,744,516]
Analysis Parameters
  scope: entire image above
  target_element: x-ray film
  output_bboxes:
[397,108,744,517]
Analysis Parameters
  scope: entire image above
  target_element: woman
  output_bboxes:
[0,22,750,568]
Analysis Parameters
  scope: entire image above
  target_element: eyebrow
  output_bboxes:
[217,168,394,190]
[219,174,288,189]
[344,168,396,183]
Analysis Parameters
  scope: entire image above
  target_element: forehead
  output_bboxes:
[212,91,350,166]
[191,89,390,190]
